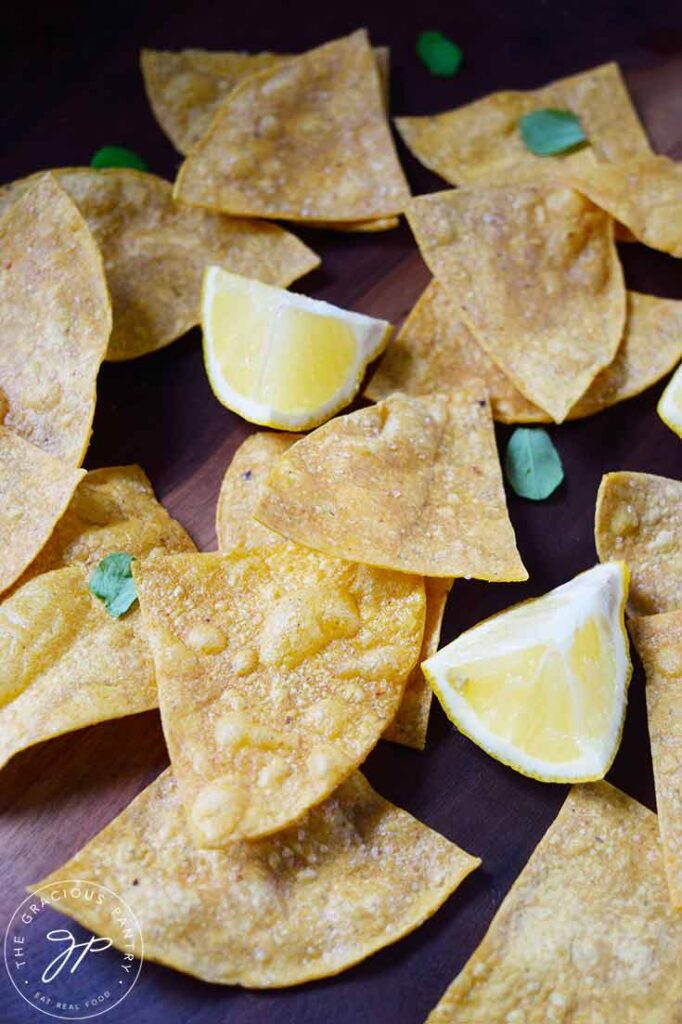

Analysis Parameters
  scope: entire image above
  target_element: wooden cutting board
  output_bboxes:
[2,4,682,1022]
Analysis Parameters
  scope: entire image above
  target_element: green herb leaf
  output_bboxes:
[504,428,564,500]
[416,31,463,78]
[89,553,138,618]
[91,146,148,172]
[518,109,587,156]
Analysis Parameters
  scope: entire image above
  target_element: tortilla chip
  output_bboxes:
[0,567,156,770]
[255,391,527,581]
[17,464,195,587]
[216,431,444,751]
[426,782,681,1023]
[0,428,84,597]
[0,169,319,362]
[216,432,300,552]
[174,30,410,223]
[395,62,651,187]
[406,183,626,422]
[35,769,479,987]
[306,216,400,233]
[366,283,682,423]
[133,550,425,846]
[0,173,111,465]
[595,471,682,616]
[383,576,452,750]
[570,155,682,257]
[629,610,682,910]
[141,45,390,155]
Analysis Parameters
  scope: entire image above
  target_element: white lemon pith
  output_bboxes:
[423,563,631,782]
[201,267,392,430]
[657,362,682,438]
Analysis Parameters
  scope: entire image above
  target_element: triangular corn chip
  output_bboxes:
[141,45,390,155]
[0,428,83,597]
[34,769,480,987]
[629,610,682,909]
[133,550,425,845]
[570,155,682,257]
[17,464,195,586]
[0,567,156,770]
[426,783,682,1023]
[395,62,650,187]
[174,30,410,223]
[366,283,682,422]
[596,471,682,616]
[0,173,111,465]
[0,466,195,767]
[216,431,447,750]
[255,391,527,581]
[0,169,319,361]
[406,183,626,422]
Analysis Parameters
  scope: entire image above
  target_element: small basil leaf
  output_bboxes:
[505,428,564,500]
[416,31,463,78]
[89,552,138,618]
[519,109,587,156]
[91,146,148,171]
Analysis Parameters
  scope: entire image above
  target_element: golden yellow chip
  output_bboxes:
[366,282,682,423]
[141,45,390,155]
[395,62,650,187]
[133,550,425,846]
[570,155,682,257]
[426,782,681,1023]
[0,173,111,465]
[0,567,157,771]
[216,431,446,750]
[383,576,452,750]
[255,391,527,581]
[595,471,682,616]
[174,30,410,224]
[35,768,479,986]
[17,464,195,587]
[629,610,682,910]
[215,432,299,552]
[0,169,319,362]
[0,428,84,597]
[406,183,626,423]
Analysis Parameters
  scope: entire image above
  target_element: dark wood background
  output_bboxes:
[2,2,682,1022]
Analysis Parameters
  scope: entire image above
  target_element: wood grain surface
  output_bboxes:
[2,2,682,1022]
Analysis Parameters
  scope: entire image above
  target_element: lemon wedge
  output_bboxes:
[423,563,631,782]
[657,363,682,439]
[200,268,391,430]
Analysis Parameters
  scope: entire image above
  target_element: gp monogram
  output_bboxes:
[4,880,143,1021]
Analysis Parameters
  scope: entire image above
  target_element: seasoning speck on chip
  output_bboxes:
[34,769,480,986]
[426,783,682,1022]
[629,610,682,910]
[406,182,626,422]
[134,550,425,845]
[595,471,682,615]
[0,173,111,464]
[255,391,527,581]
[174,30,410,224]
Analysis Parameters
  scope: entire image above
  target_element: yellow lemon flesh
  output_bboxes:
[657,362,682,439]
[201,268,391,430]
[423,563,631,782]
